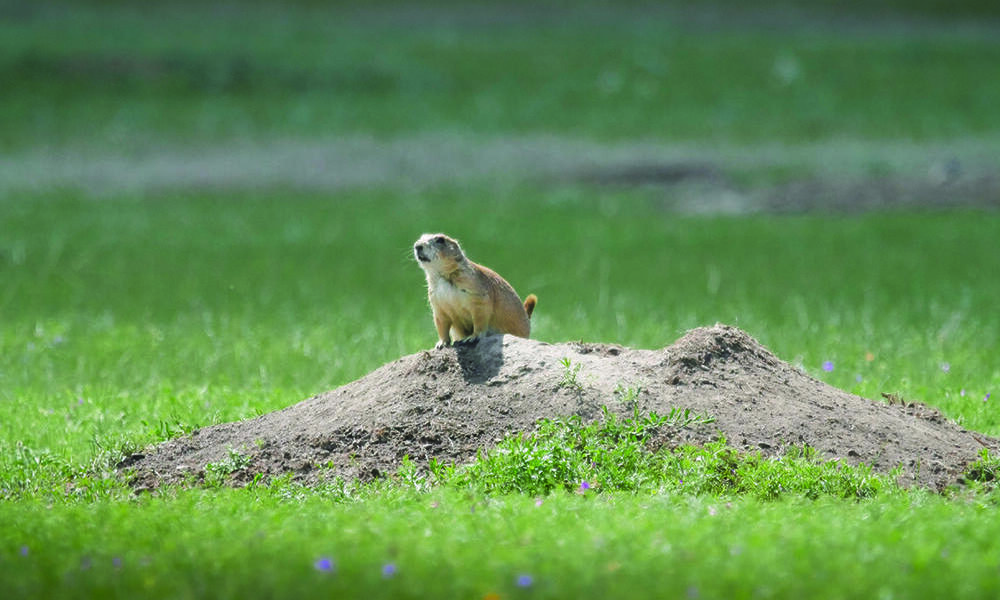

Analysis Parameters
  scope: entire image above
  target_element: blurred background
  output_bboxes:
[3,0,998,210]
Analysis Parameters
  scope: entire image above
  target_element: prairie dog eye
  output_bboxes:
[434,236,446,245]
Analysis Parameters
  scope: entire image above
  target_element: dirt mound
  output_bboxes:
[121,325,997,491]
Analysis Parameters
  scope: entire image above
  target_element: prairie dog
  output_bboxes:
[413,233,537,349]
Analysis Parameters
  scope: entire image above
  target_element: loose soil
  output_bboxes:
[121,325,997,492]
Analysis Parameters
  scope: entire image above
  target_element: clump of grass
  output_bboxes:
[0,441,68,500]
[1,435,137,502]
[670,443,896,500]
[432,406,897,500]
[141,418,197,443]
[961,448,1000,491]
[443,405,714,495]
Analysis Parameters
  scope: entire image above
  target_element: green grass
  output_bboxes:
[3,1,1000,150]
[4,1,1000,598]
[5,488,1000,599]
[3,186,1000,596]
[435,407,902,500]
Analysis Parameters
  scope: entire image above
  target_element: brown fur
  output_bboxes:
[413,233,537,348]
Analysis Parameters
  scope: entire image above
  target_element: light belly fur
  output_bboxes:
[431,277,479,329]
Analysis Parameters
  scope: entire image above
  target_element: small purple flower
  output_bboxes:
[855,374,863,383]
[822,361,834,372]
[20,546,28,557]
[314,557,335,572]
[577,480,591,493]
[112,557,122,569]
[534,498,543,507]
[960,389,966,397]
[941,362,951,373]
[382,562,397,578]
[516,574,534,588]
[986,393,991,403]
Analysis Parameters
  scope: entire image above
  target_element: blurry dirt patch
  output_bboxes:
[758,174,1000,213]
[5,135,997,212]
[121,325,997,492]
[575,162,724,186]
[582,161,1000,213]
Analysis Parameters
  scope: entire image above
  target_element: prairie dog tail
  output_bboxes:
[523,294,537,319]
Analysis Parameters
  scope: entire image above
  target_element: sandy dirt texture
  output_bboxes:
[121,325,998,492]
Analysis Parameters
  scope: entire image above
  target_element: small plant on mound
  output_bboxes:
[204,447,253,487]
[441,406,900,500]
[558,357,584,390]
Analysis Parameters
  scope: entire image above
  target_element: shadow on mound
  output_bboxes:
[120,325,998,492]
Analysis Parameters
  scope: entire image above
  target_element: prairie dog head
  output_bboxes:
[413,233,466,272]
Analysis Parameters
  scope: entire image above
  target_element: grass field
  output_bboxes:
[3,1,1000,598]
